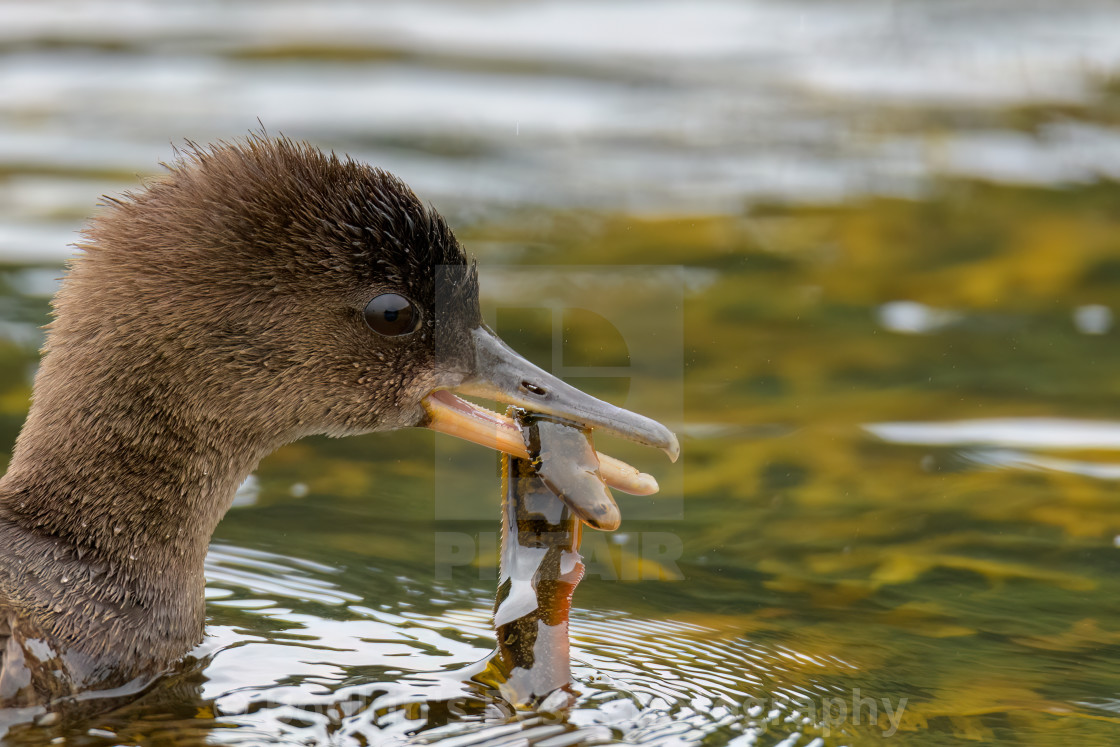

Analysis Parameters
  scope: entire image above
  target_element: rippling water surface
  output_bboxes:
[4,1,1120,745]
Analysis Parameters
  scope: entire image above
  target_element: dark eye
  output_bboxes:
[363,293,419,336]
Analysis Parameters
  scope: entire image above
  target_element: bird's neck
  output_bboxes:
[0,380,275,570]
[0,340,286,672]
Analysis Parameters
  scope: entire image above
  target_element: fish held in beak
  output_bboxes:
[421,326,678,497]
[517,410,620,531]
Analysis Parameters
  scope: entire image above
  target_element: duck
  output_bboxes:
[0,136,678,712]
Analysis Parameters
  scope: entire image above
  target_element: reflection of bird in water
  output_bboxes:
[0,137,677,717]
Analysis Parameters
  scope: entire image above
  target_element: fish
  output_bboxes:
[475,409,654,708]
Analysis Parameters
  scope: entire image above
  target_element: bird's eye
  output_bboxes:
[363,293,419,336]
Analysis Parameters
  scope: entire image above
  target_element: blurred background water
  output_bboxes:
[4,0,1120,744]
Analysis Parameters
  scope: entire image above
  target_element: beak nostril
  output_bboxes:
[520,381,548,397]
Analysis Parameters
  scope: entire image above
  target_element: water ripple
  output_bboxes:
[121,544,881,745]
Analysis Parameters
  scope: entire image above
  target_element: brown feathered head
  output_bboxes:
[16,135,675,498]
[49,137,481,438]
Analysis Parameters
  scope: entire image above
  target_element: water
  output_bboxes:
[3,1,1120,744]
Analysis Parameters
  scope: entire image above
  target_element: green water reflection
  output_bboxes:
[3,179,1120,744]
